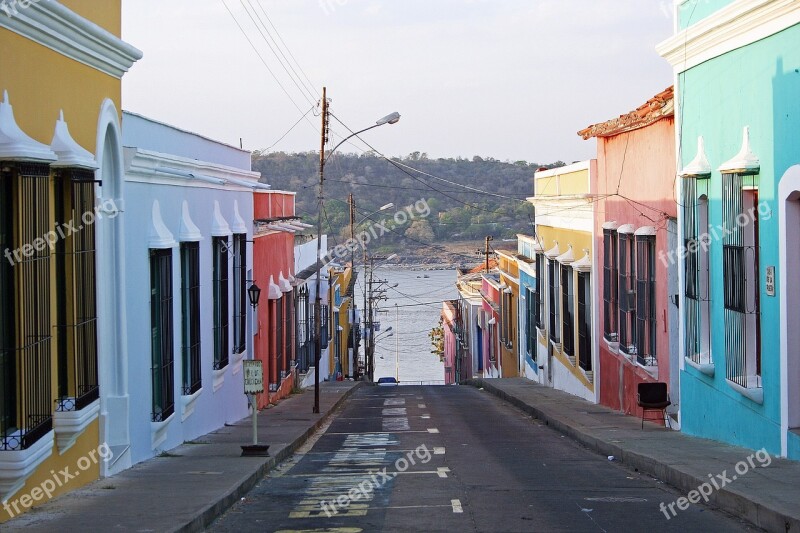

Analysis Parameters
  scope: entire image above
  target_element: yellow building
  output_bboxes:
[496,249,520,378]
[524,161,598,403]
[0,1,140,520]
[328,265,355,379]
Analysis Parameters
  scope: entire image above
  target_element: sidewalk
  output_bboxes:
[3,381,363,533]
[467,378,800,532]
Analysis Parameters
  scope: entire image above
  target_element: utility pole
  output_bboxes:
[363,248,369,382]
[349,194,358,381]
[485,235,493,273]
[313,87,328,414]
[368,260,374,382]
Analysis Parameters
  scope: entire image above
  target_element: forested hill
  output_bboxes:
[251,151,565,252]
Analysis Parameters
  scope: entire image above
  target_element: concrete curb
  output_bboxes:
[467,378,800,533]
[176,382,365,533]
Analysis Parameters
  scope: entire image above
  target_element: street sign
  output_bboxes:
[766,266,776,297]
[243,360,264,394]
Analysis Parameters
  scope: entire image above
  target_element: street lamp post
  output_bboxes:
[242,283,269,457]
[313,87,400,413]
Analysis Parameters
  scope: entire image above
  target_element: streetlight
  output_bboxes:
[242,283,268,457]
[314,88,400,413]
[352,202,394,381]
[364,253,399,382]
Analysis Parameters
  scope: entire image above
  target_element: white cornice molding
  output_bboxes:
[179,201,202,242]
[657,0,800,73]
[51,110,98,169]
[681,136,712,177]
[719,126,760,173]
[149,200,177,249]
[0,1,142,79]
[124,147,262,191]
[0,90,57,162]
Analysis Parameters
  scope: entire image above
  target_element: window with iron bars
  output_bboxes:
[232,234,247,355]
[683,177,712,366]
[722,173,761,390]
[603,229,618,342]
[561,264,575,357]
[548,259,560,344]
[1,164,53,451]
[534,254,544,330]
[181,242,201,395]
[320,304,329,347]
[212,236,229,370]
[150,249,175,422]
[276,295,284,366]
[577,271,592,371]
[296,285,310,371]
[635,235,657,366]
[285,291,293,366]
[54,171,99,413]
[618,232,636,355]
[526,287,537,362]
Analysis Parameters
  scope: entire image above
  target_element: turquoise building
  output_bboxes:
[658,0,800,459]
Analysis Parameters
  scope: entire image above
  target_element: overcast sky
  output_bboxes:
[121,0,674,164]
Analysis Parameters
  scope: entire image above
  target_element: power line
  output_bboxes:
[259,105,315,153]
[255,0,319,98]
[242,0,319,104]
[221,0,310,117]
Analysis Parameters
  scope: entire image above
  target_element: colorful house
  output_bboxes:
[328,265,355,380]
[496,249,520,378]
[455,268,486,379]
[658,0,800,458]
[517,235,540,379]
[522,161,598,403]
[0,0,140,518]
[253,191,301,406]
[479,271,502,378]
[442,300,458,385]
[293,234,330,383]
[578,87,679,424]
[121,112,263,466]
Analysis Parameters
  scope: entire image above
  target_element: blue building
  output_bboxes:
[658,0,800,458]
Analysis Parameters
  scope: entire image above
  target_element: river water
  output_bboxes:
[356,268,457,383]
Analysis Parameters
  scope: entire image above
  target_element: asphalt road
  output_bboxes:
[209,385,758,533]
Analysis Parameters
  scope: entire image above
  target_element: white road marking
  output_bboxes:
[451,499,463,513]
[437,467,451,478]
[427,428,439,433]
[384,398,406,406]
[421,414,431,419]
[381,408,407,416]
[434,447,445,455]
[382,417,410,431]
[418,403,427,409]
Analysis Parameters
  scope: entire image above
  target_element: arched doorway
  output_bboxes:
[94,99,131,476]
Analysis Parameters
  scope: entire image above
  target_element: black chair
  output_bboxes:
[637,382,671,429]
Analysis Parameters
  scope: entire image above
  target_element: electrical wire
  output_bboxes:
[255,0,319,98]
[242,0,319,104]
[221,0,310,117]
[259,105,315,153]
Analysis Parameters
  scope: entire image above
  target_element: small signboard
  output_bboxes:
[766,266,776,297]
[243,360,264,394]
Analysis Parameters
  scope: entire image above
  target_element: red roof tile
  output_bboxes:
[578,86,674,140]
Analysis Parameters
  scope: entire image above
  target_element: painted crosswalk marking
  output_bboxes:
[437,467,451,478]
[382,407,407,416]
[383,398,406,406]
[382,417,410,431]
[451,499,463,513]
[434,447,445,455]
[427,428,439,433]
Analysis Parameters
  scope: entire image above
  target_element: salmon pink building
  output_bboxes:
[579,87,680,424]
[253,191,299,407]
